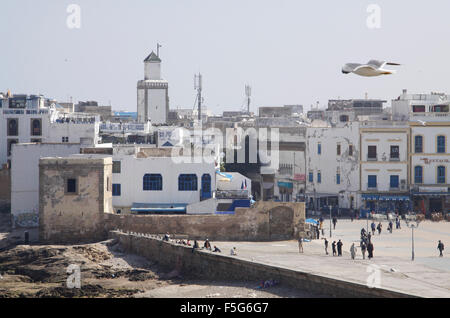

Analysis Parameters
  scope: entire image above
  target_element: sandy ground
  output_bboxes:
[0,216,324,298]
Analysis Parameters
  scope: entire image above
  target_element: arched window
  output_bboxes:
[31,119,41,136]
[178,174,197,191]
[143,174,162,191]
[414,166,423,184]
[7,119,18,136]
[437,135,446,153]
[437,166,446,184]
[414,135,423,153]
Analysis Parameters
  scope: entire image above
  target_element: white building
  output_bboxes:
[391,89,450,121]
[359,121,410,215]
[137,51,169,124]
[306,121,360,212]
[111,147,217,214]
[10,143,82,227]
[0,93,99,167]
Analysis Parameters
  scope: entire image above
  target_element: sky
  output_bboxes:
[1,0,450,114]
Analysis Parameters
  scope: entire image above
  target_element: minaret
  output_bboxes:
[137,49,169,124]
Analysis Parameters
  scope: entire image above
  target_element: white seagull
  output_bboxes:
[342,60,401,77]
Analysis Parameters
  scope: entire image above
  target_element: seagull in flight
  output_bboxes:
[342,60,401,77]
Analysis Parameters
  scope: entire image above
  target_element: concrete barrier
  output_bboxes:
[109,230,416,298]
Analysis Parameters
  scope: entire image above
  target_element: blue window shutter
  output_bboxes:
[390,175,399,188]
[336,174,340,184]
[368,175,377,188]
[112,184,121,196]
[437,136,445,153]
[414,166,423,183]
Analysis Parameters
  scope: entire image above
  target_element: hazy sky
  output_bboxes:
[1,1,450,114]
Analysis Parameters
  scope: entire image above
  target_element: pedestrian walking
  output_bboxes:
[361,241,367,259]
[350,243,357,260]
[298,236,304,253]
[371,221,376,235]
[437,240,445,257]
[337,239,343,256]
[367,242,374,259]
[324,238,329,255]
[332,217,337,230]
[377,222,382,235]
[332,241,337,256]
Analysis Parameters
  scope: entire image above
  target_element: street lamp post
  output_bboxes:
[329,205,332,238]
[406,218,420,261]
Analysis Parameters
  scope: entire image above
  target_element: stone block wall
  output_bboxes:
[109,231,414,298]
[39,156,112,243]
[105,202,305,241]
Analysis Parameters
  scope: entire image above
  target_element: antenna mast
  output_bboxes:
[245,84,251,114]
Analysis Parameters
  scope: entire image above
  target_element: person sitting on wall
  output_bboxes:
[230,247,237,256]
[163,232,170,241]
[204,239,212,250]
[213,246,221,253]
[192,240,199,253]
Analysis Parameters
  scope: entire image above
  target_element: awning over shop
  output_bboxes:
[362,194,410,201]
[277,181,293,189]
[412,192,450,197]
[131,203,187,214]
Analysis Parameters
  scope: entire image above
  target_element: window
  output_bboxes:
[414,166,423,184]
[112,161,121,173]
[143,174,162,191]
[437,135,446,153]
[368,175,377,188]
[339,115,349,122]
[318,143,322,155]
[367,146,377,160]
[112,184,121,196]
[31,119,41,136]
[62,137,69,143]
[349,145,353,156]
[308,172,313,183]
[390,145,400,160]
[412,105,425,113]
[437,166,446,184]
[336,173,341,185]
[337,143,341,156]
[317,171,321,184]
[415,136,423,153]
[179,174,198,191]
[201,174,211,193]
[390,175,399,189]
[66,178,77,194]
[7,118,18,136]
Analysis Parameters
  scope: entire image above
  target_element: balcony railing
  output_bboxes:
[216,190,249,199]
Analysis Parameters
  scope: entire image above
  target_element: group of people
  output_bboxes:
[190,238,237,255]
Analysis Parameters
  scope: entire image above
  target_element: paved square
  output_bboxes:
[212,219,450,297]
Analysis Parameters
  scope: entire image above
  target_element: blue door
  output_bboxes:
[201,174,212,200]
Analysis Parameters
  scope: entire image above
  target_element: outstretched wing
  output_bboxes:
[367,60,385,68]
